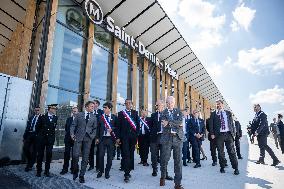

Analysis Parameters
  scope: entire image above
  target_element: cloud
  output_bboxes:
[92,45,103,57]
[159,0,226,51]
[117,93,125,104]
[224,56,232,66]
[235,40,284,74]
[231,3,256,31]
[273,109,284,115]
[207,63,223,78]
[70,48,82,55]
[249,85,284,104]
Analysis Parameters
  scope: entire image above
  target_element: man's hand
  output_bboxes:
[162,120,168,127]
[95,139,99,144]
[211,134,215,139]
[71,134,76,141]
[116,139,121,145]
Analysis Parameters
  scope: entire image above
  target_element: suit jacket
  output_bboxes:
[93,109,103,119]
[277,120,284,136]
[64,116,74,143]
[96,114,118,142]
[70,111,98,142]
[235,120,242,138]
[149,112,161,143]
[35,113,58,144]
[188,118,205,141]
[209,110,236,138]
[23,114,41,140]
[160,108,183,143]
[117,109,140,140]
[251,111,270,136]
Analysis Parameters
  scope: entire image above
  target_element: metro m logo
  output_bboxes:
[84,0,103,25]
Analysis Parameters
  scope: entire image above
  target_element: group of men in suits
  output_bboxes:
[23,97,246,188]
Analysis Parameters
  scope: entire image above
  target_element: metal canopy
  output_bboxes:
[88,0,231,110]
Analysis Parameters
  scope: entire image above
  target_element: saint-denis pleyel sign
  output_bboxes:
[84,0,178,80]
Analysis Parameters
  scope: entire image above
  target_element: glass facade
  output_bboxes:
[43,0,185,146]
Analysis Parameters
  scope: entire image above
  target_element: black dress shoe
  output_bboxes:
[165,175,174,180]
[201,156,207,160]
[152,171,157,177]
[117,157,120,160]
[119,167,124,171]
[220,168,225,173]
[79,176,85,183]
[88,166,94,171]
[234,169,240,175]
[36,172,41,177]
[143,162,150,166]
[124,175,130,183]
[225,163,228,167]
[44,171,50,177]
[73,173,78,180]
[212,162,217,166]
[256,160,265,164]
[194,164,201,168]
[60,170,68,175]
[97,172,103,178]
[271,160,280,166]
[183,162,188,166]
[187,159,192,163]
[138,161,143,164]
[105,173,110,179]
[25,167,31,172]
[238,156,243,160]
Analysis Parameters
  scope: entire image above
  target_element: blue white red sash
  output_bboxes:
[101,114,116,140]
[122,110,137,131]
[139,117,149,131]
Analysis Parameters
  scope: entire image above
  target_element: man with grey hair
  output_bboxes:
[209,99,239,175]
[160,96,184,189]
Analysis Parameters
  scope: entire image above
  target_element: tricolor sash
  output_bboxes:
[122,110,137,131]
[139,117,149,131]
[101,114,116,140]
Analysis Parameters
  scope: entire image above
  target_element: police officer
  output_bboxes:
[23,107,41,172]
[35,104,58,177]
[251,104,280,166]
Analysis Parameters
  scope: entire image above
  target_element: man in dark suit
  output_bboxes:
[70,101,98,183]
[182,109,190,166]
[251,104,280,166]
[138,107,151,166]
[116,99,140,183]
[96,102,118,179]
[160,96,184,189]
[60,107,78,175]
[188,109,205,168]
[23,107,41,172]
[35,104,58,177]
[277,114,284,154]
[209,99,239,175]
[89,99,103,171]
[234,118,243,159]
[206,117,217,166]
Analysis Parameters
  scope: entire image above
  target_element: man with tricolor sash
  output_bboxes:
[96,102,118,179]
[138,107,151,166]
[116,99,140,183]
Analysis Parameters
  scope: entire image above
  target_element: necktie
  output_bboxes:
[86,112,90,124]
[219,111,225,130]
[49,116,53,122]
[94,110,97,115]
[31,116,37,131]
[169,110,173,120]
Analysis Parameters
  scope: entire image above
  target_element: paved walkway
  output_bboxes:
[1,136,284,189]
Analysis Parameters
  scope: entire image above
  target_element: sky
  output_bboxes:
[158,0,284,127]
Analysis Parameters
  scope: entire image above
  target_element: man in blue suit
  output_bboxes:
[182,109,190,166]
[188,109,205,168]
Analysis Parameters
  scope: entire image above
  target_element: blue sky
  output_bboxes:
[159,0,284,127]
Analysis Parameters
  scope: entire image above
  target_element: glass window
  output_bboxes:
[48,23,84,92]
[90,43,113,101]
[94,25,113,51]
[117,42,132,112]
[57,0,87,36]
[148,74,153,113]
